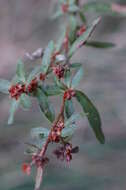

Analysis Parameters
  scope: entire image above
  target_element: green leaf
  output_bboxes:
[61,124,77,137]
[8,99,20,125]
[71,66,83,88]
[64,70,71,88]
[75,90,105,144]
[68,17,101,58]
[65,113,81,127]
[42,85,62,96]
[68,4,79,12]
[20,94,31,110]
[27,66,42,85]
[79,11,87,23]
[83,2,112,14]
[52,9,63,20]
[16,59,26,82]
[70,63,82,68]
[82,2,126,16]
[36,88,55,123]
[54,76,67,91]
[41,41,54,74]
[56,28,66,51]
[65,99,74,119]
[86,41,115,48]
[0,79,11,94]
[31,127,49,138]
[69,15,77,43]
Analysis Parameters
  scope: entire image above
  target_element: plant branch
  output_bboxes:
[39,97,65,158]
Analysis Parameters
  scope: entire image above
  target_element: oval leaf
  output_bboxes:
[65,99,74,119]
[16,59,26,82]
[68,17,101,58]
[0,79,11,94]
[8,99,20,125]
[20,94,32,110]
[31,127,49,138]
[71,66,83,88]
[65,113,81,127]
[42,85,62,96]
[75,90,105,144]
[36,88,55,123]
[41,41,54,74]
[86,41,115,48]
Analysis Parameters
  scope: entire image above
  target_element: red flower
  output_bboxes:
[9,84,26,100]
[61,3,69,13]
[63,89,76,100]
[27,77,38,93]
[77,25,86,36]
[39,73,46,81]
[53,65,65,79]
[53,143,73,162]
[22,163,31,175]
[50,121,64,143]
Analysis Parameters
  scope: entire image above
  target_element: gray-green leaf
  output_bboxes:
[75,90,105,144]
[0,79,11,94]
[65,113,81,127]
[16,59,26,82]
[36,88,55,123]
[42,85,62,96]
[61,124,77,137]
[8,99,20,125]
[68,17,101,58]
[86,41,115,48]
[71,66,83,88]
[41,41,54,74]
[31,127,49,138]
[65,99,74,119]
[20,94,32,110]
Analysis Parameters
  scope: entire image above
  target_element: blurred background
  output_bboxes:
[0,0,126,190]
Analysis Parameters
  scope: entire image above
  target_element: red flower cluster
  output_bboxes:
[53,65,65,79]
[53,143,72,162]
[39,73,46,81]
[77,25,86,36]
[27,77,38,93]
[50,121,64,143]
[63,89,76,100]
[61,3,69,13]
[9,84,26,100]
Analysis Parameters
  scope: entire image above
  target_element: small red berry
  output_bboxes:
[22,163,31,175]
[50,121,64,143]
[9,83,26,100]
[39,73,46,81]
[63,89,76,100]
[61,3,69,13]
[27,77,38,93]
[53,65,65,79]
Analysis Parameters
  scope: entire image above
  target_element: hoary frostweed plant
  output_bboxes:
[0,0,126,189]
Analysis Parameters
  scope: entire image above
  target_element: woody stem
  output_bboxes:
[39,97,65,158]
